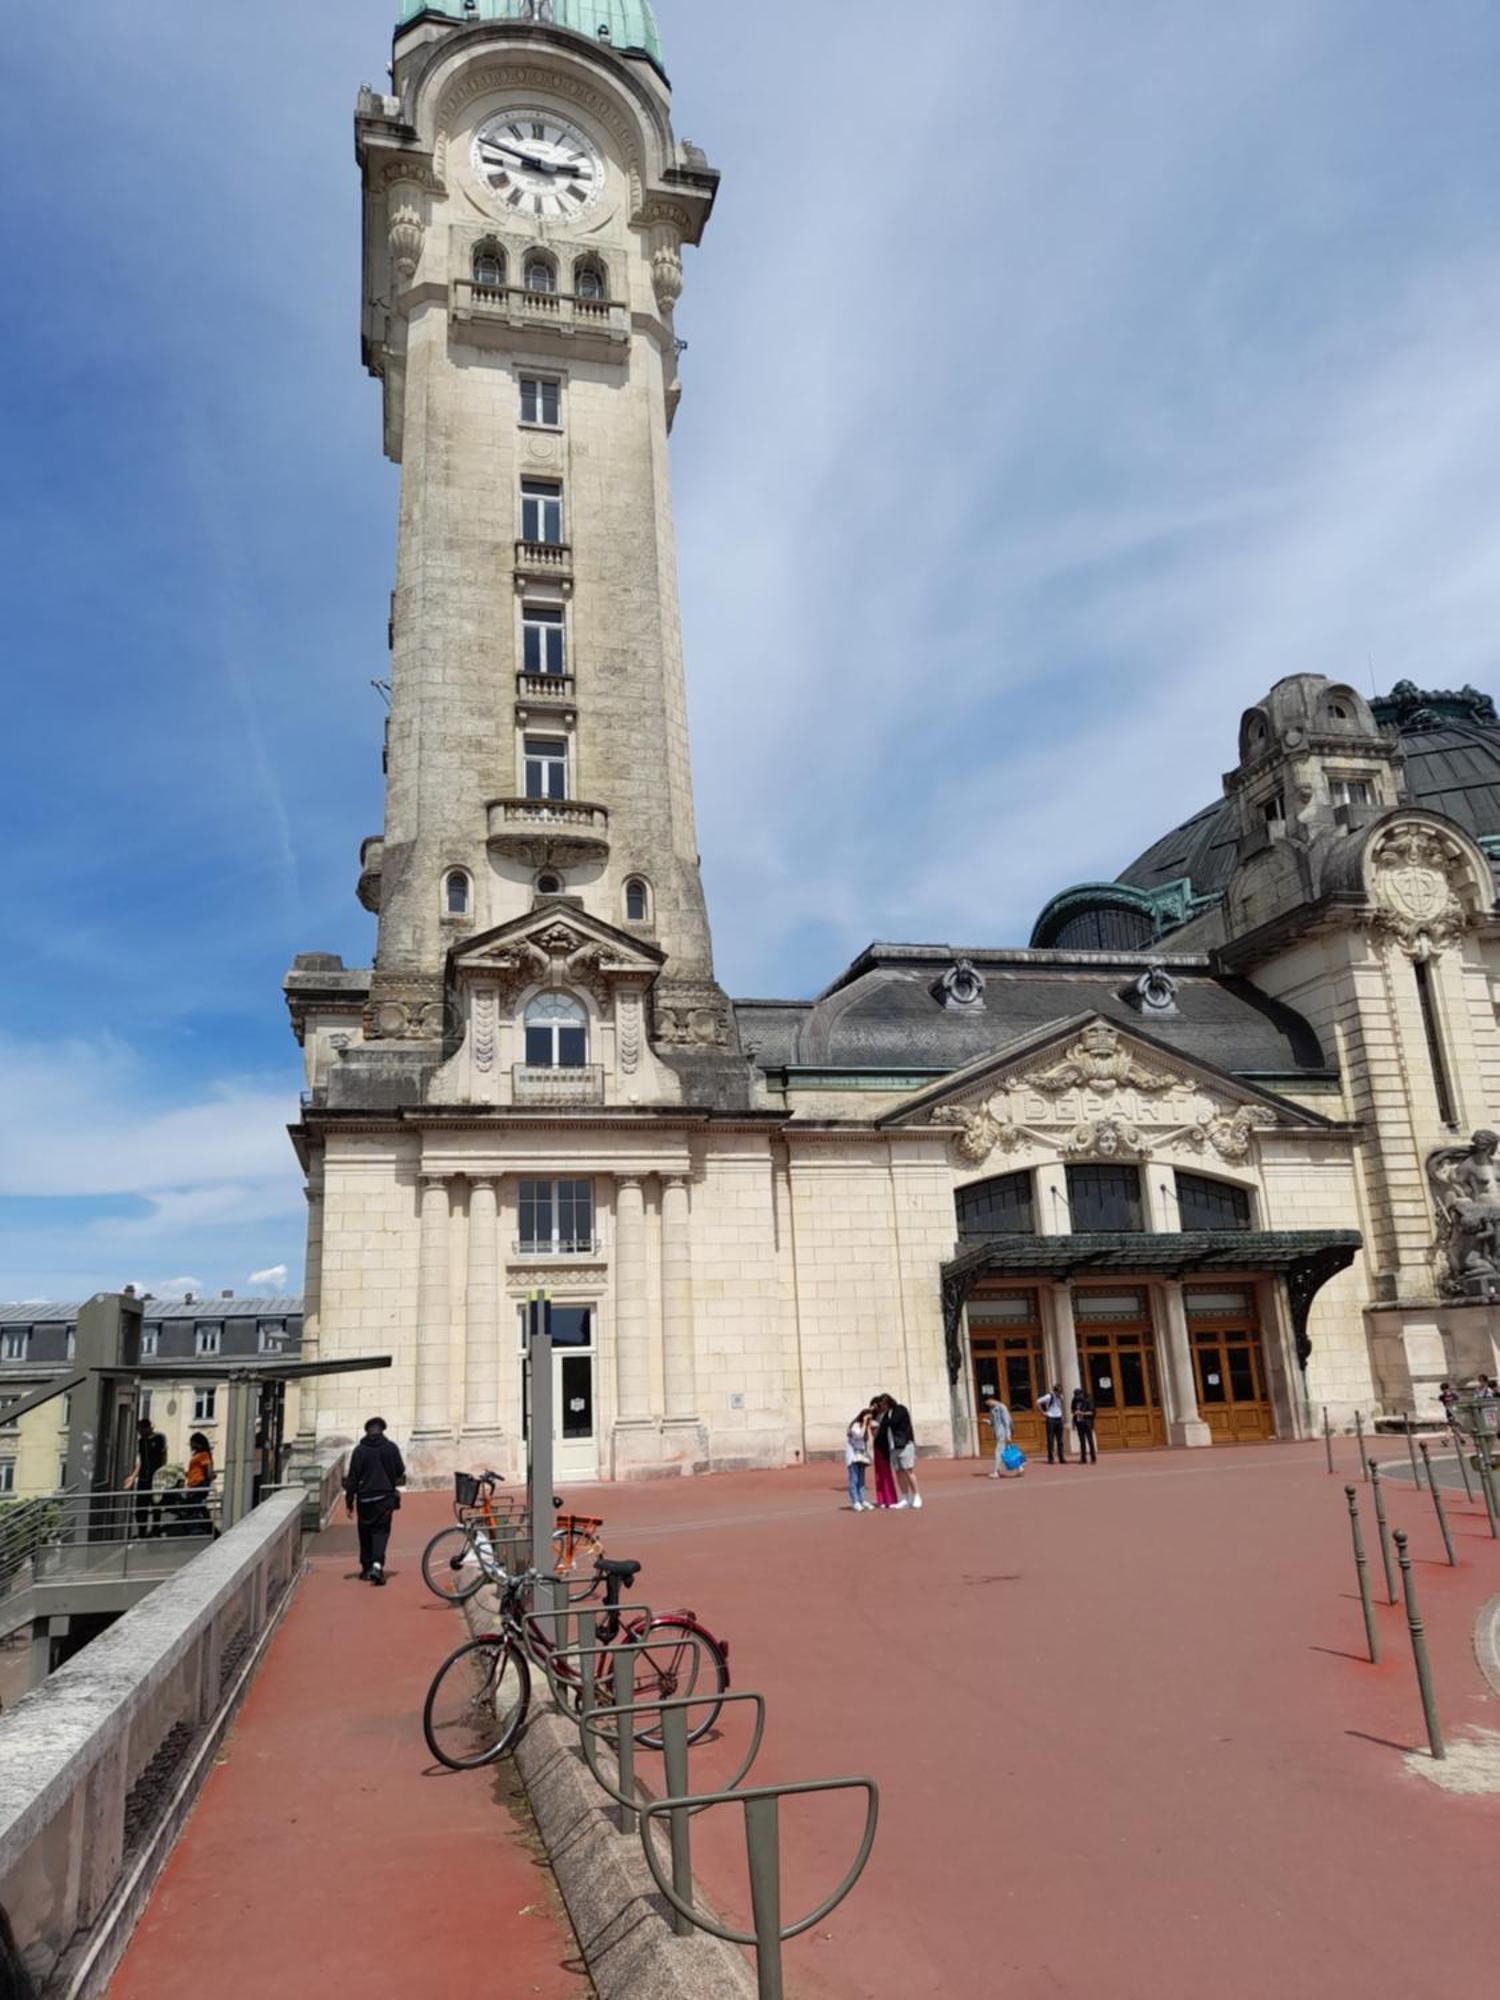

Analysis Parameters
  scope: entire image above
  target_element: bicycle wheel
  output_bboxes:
[420,1525,487,1603]
[422,1635,530,1770]
[628,1618,729,1749]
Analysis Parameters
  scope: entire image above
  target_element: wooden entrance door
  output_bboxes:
[1187,1286,1274,1443]
[968,1291,1046,1455]
[1073,1289,1166,1450]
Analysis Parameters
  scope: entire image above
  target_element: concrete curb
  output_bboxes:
[1475,1595,1500,1698]
[461,1595,755,2000]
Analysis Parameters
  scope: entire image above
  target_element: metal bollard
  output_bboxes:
[1324,1407,1334,1475]
[1453,1421,1475,1503]
[1405,1415,1423,1491]
[1344,1485,1379,1664]
[1417,1443,1456,1566]
[1473,1415,1500,1538]
[1368,1462,1397,1605]
[1393,1531,1445,1761]
[1355,1410,1367,1480]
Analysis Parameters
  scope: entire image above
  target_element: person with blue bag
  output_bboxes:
[985,1394,1026,1478]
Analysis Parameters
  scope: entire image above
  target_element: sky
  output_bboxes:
[4,0,1500,1302]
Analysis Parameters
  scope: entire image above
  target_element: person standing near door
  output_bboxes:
[1038,1384,1068,1464]
[1071,1385,1098,1464]
[985,1394,1022,1478]
[344,1416,406,1585]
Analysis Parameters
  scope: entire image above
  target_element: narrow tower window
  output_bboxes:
[521,479,563,546]
[520,376,561,428]
[473,243,505,289]
[574,258,606,301]
[1413,957,1458,1128]
[524,255,556,295]
[624,877,650,922]
[444,870,470,917]
[524,735,569,801]
[523,604,566,676]
[525,992,588,1069]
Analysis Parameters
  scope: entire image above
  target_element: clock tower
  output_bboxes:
[287,1,763,1481]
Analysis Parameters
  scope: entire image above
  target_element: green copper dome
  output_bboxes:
[396,1,664,68]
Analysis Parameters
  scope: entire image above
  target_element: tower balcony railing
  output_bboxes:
[517,671,576,706]
[452,281,629,347]
[512,1065,605,1109]
[486,796,610,863]
[514,539,574,580]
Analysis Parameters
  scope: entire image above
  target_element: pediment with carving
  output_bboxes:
[450,907,663,1009]
[896,1018,1293,1169]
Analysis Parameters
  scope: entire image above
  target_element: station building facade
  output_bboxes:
[286,4,1500,1481]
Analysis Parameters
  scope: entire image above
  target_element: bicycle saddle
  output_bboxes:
[597,1557,641,1584]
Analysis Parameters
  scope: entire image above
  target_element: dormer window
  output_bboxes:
[1261,792,1286,834]
[525,992,588,1069]
[1329,777,1374,809]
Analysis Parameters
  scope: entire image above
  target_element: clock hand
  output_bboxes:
[479,139,562,174]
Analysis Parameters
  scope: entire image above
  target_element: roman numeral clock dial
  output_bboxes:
[472,109,605,222]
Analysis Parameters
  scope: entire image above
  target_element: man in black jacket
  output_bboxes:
[344,1417,406,1585]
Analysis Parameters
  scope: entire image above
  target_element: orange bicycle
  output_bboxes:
[421,1472,605,1603]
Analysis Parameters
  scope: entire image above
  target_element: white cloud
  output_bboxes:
[0,1030,303,1299]
[249,1264,289,1290]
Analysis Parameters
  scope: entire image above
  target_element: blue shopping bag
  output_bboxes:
[1002,1443,1026,1472]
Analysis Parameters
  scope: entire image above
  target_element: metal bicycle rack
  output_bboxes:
[519,1290,880,1998]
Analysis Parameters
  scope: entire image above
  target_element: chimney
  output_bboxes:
[123,1284,136,1297]
[183,1293,195,1305]
[221,1289,234,1300]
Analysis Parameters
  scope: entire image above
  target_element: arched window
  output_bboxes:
[1174,1171,1252,1232]
[536,872,564,897]
[956,1172,1035,1240]
[525,255,557,295]
[473,242,505,289]
[525,992,588,1069]
[574,257,606,301]
[624,877,650,923]
[444,870,471,918]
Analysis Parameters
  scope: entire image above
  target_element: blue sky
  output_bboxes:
[5,0,1500,1300]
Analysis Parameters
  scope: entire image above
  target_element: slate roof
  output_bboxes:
[0,1298,302,1324]
[1121,689,1500,902]
[735,947,1328,1080]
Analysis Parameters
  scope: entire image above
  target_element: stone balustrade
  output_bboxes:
[512,1064,606,1108]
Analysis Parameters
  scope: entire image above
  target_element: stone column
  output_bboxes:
[465,1179,501,1440]
[293,1173,324,1455]
[1049,1284,1083,1403]
[1161,1282,1212,1448]
[414,1176,452,1440]
[661,1175,697,1420]
[614,1176,651,1423]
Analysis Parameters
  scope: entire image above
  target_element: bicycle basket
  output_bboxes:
[453,1472,481,1508]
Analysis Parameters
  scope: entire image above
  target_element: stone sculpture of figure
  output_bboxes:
[1427,1130,1500,1293]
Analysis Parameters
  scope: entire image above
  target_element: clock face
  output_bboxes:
[471,109,605,223]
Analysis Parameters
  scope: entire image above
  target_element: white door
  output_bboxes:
[520,1304,599,1485]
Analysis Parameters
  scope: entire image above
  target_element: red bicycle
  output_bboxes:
[422,1554,730,1771]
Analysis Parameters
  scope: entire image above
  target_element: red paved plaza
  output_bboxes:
[582,1440,1499,2000]
[106,1442,1498,1999]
